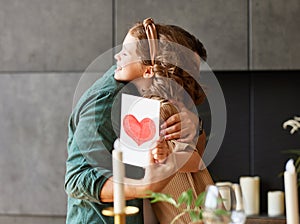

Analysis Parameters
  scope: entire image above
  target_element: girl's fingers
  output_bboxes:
[151,140,170,163]
[152,147,167,155]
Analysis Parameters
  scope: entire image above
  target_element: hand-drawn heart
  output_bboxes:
[123,114,156,146]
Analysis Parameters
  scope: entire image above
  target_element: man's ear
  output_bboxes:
[143,66,154,79]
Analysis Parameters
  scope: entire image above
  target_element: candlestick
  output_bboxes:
[284,159,299,224]
[102,140,139,224]
[101,140,139,224]
[239,176,260,215]
[112,149,125,215]
[268,191,284,217]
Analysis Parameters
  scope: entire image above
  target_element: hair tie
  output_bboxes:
[143,17,158,66]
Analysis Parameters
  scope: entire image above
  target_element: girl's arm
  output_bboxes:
[176,131,206,172]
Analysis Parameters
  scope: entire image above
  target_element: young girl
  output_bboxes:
[113,18,206,160]
[112,18,213,223]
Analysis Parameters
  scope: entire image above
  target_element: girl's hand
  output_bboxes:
[160,100,199,143]
[150,137,171,164]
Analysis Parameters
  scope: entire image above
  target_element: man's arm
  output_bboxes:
[100,167,176,202]
[65,88,118,203]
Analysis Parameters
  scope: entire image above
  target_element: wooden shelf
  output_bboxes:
[246,215,286,224]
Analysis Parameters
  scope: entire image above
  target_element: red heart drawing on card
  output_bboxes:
[123,114,156,146]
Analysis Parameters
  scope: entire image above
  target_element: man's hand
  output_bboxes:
[160,100,199,143]
[124,154,177,198]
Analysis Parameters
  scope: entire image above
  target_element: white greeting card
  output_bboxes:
[119,93,160,167]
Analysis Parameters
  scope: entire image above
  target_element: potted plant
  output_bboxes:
[146,188,229,224]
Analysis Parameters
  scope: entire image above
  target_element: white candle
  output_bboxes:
[216,182,232,211]
[232,183,244,212]
[268,191,284,216]
[284,159,299,224]
[112,147,125,214]
[239,176,260,215]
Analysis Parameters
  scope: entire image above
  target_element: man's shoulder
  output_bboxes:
[91,65,121,93]
[79,66,122,101]
[71,66,123,114]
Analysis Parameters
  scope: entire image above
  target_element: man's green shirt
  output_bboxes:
[65,66,144,224]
